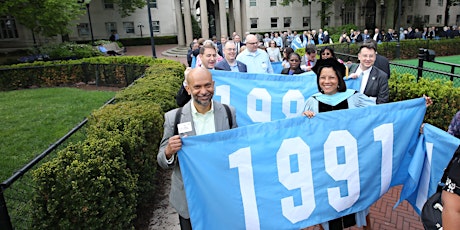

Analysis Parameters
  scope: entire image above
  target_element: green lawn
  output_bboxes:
[391,55,460,87]
[0,87,116,182]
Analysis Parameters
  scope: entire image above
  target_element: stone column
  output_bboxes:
[200,0,209,38]
[218,0,227,37]
[184,0,193,45]
[215,1,221,37]
[228,0,235,36]
[240,0,247,36]
[234,0,242,37]
[174,0,185,46]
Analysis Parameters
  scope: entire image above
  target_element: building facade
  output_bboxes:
[1,0,459,50]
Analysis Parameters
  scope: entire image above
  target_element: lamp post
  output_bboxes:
[146,0,157,58]
[78,0,94,45]
[138,22,144,37]
[380,1,385,29]
[309,0,312,31]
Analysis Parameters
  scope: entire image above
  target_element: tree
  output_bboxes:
[279,0,337,29]
[0,0,146,41]
[444,0,460,26]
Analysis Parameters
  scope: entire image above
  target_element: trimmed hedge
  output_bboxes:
[32,136,138,229]
[389,72,460,130]
[31,59,184,228]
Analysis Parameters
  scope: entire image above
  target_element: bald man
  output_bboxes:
[158,67,238,230]
[236,34,274,73]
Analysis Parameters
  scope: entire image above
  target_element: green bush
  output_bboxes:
[85,101,164,209]
[389,72,460,130]
[32,136,138,229]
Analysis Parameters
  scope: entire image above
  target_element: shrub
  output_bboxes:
[85,101,164,210]
[32,136,138,229]
[389,72,460,130]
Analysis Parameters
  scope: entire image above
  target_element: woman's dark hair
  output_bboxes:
[312,58,347,93]
[319,46,337,60]
[287,52,301,61]
[283,47,294,61]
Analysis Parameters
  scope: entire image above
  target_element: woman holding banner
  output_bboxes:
[280,52,305,75]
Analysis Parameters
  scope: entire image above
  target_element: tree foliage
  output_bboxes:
[0,0,146,39]
[279,0,336,28]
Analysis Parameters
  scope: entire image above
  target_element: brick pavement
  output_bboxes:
[129,44,425,230]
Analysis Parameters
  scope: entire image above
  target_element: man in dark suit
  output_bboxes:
[158,67,238,230]
[364,39,391,78]
[233,34,245,54]
[215,41,247,72]
[349,43,389,104]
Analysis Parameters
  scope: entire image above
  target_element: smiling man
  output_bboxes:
[236,34,273,73]
[215,41,247,72]
[158,67,237,230]
[348,43,389,104]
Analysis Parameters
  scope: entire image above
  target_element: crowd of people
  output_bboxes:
[157,27,452,230]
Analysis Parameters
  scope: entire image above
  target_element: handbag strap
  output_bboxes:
[437,145,460,192]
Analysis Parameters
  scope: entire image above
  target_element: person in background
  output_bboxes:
[273,32,283,48]
[373,28,383,43]
[187,42,199,67]
[300,44,317,72]
[339,31,351,44]
[362,29,371,41]
[236,34,273,73]
[319,46,344,64]
[217,35,227,57]
[266,40,283,62]
[442,144,460,230]
[281,52,305,75]
[158,67,238,230]
[109,30,119,41]
[281,47,294,69]
[233,34,245,54]
[346,42,389,104]
[448,111,460,138]
[215,41,247,72]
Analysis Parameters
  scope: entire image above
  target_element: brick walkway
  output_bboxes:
[127,44,425,230]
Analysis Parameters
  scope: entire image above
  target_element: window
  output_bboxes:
[77,23,90,36]
[325,16,330,26]
[103,0,114,9]
[438,0,443,6]
[457,15,460,25]
[152,21,160,32]
[424,15,430,24]
[436,15,442,23]
[250,18,258,29]
[407,15,413,24]
[148,0,157,8]
[270,0,276,6]
[0,16,18,39]
[425,0,431,6]
[249,0,256,7]
[123,22,135,34]
[105,22,117,35]
[343,3,356,25]
[408,0,413,6]
[271,17,278,28]
[303,17,310,27]
[283,17,291,28]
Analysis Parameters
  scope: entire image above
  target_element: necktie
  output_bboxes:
[307,60,311,67]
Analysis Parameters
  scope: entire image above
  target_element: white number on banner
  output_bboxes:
[373,123,394,196]
[247,88,271,122]
[216,85,231,105]
[282,90,305,118]
[277,137,316,223]
[324,131,360,212]
[229,147,261,230]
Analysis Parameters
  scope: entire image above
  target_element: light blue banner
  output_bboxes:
[179,98,427,229]
[398,124,460,214]
[211,70,317,126]
[211,70,365,127]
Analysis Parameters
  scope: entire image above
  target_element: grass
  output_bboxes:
[0,87,116,183]
[391,55,460,87]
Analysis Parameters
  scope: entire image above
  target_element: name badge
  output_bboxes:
[177,122,192,135]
